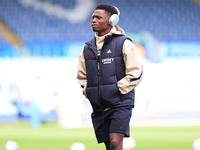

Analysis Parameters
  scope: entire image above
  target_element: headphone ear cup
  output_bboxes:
[109,14,119,26]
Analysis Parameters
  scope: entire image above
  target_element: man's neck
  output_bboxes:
[97,27,112,36]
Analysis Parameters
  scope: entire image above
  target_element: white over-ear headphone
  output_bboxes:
[109,6,120,26]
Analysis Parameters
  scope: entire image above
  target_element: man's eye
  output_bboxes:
[92,16,101,19]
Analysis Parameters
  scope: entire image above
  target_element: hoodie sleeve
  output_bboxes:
[117,39,143,94]
[77,49,87,97]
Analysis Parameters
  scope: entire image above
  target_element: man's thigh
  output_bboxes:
[109,106,132,137]
[91,106,132,143]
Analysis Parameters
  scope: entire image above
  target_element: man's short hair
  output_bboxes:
[95,3,118,16]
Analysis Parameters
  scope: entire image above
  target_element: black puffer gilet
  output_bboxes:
[84,34,135,113]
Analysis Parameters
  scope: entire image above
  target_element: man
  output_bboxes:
[77,3,143,150]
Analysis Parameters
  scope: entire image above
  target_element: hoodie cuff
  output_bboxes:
[117,77,132,94]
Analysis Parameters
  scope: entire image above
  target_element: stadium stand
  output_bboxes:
[0,0,200,56]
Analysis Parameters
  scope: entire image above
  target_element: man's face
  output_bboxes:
[92,9,111,36]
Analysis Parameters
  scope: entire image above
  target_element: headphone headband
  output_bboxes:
[114,6,120,16]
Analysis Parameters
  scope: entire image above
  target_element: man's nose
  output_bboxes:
[92,18,96,23]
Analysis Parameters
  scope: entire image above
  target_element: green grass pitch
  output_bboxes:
[0,120,200,150]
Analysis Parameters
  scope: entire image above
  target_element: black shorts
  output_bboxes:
[91,106,132,143]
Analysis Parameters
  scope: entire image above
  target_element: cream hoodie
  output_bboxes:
[77,25,143,97]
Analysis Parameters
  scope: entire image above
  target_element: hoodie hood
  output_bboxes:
[110,25,126,36]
